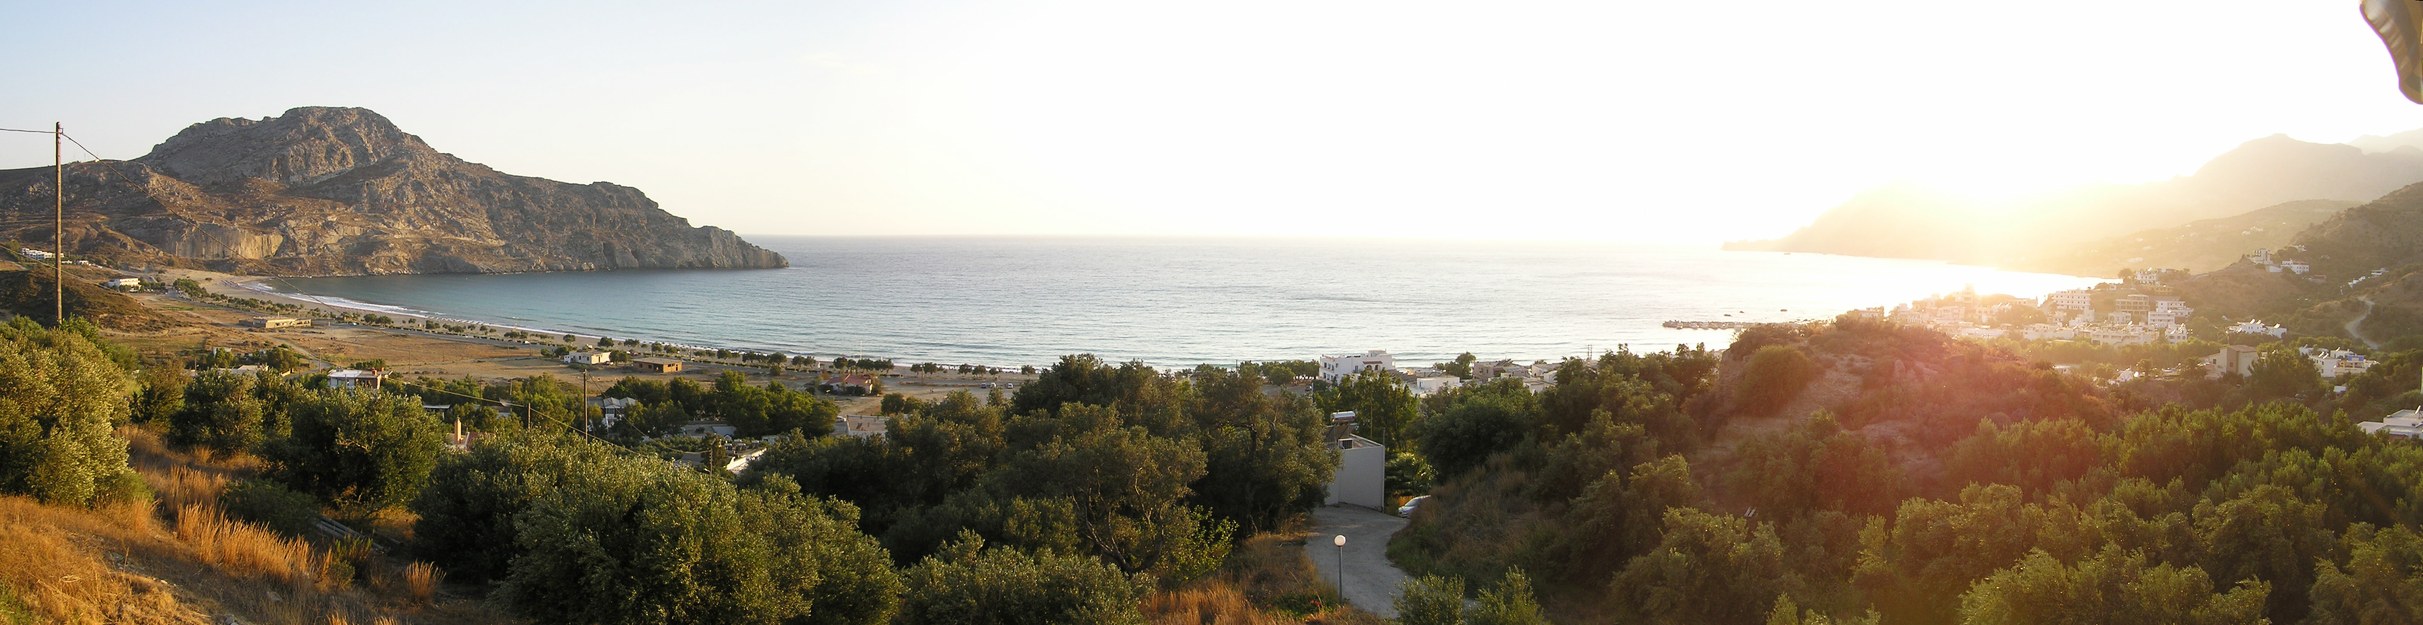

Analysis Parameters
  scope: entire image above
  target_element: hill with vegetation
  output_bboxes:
[1384,318,2423,625]
[0,268,172,331]
[2016,199,2356,276]
[1731,135,2423,267]
[0,107,787,276]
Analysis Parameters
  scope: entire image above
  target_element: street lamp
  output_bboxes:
[1332,534,1347,595]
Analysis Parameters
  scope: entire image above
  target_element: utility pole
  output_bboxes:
[53,122,63,325]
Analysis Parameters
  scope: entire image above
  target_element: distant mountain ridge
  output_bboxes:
[0,107,786,275]
[1732,134,2423,269]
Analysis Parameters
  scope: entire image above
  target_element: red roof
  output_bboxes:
[835,373,877,387]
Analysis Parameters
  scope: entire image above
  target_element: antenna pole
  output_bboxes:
[53,122,62,325]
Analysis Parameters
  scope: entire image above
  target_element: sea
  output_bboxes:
[267,237,2107,369]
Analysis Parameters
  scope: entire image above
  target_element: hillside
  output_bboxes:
[0,268,173,331]
[1732,134,2423,266]
[2014,199,2355,275]
[0,107,787,276]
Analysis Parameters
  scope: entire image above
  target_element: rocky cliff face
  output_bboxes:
[0,107,787,275]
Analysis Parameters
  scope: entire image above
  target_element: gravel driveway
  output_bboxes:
[1305,504,1412,617]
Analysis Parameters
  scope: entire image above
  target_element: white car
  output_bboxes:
[1397,495,1430,518]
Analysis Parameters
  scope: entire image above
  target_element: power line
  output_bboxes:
[0,128,53,134]
[58,132,102,162]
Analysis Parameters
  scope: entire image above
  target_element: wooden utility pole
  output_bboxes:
[53,122,62,325]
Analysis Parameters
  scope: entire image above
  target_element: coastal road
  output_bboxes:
[1306,504,1412,618]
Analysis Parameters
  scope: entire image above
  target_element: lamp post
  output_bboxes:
[1332,534,1347,596]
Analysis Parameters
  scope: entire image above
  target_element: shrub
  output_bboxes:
[1734,345,1819,417]
[221,479,323,537]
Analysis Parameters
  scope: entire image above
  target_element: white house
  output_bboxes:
[561,351,613,366]
[833,415,888,439]
[18,248,53,261]
[2203,345,2260,380]
[103,277,140,289]
[2048,289,2093,312]
[327,369,382,391]
[1318,350,1395,383]
[2359,409,2423,440]
[2306,349,2375,380]
[1409,375,1462,396]
[2227,319,2287,338]
[1324,434,1387,509]
[2281,260,2311,275]
[2085,326,2155,346]
[589,396,640,429]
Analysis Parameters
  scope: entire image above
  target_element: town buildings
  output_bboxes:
[1319,350,1396,382]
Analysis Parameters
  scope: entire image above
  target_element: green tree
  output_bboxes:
[2246,345,2324,404]
[411,433,627,581]
[132,363,186,424]
[1396,574,1467,625]
[895,532,1146,625]
[171,370,267,454]
[1187,368,1338,534]
[2308,523,2423,625]
[1468,569,1549,625]
[1957,549,2267,625]
[1612,508,1798,625]
[264,390,446,513]
[0,318,141,506]
[1317,370,1417,446]
[1412,381,1538,478]
[1735,344,1819,417]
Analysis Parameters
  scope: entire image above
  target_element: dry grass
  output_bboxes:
[1148,585,1299,625]
[0,424,520,625]
[1144,525,1387,625]
[171,503,332,590]
[401,562,442,605]
[0,497,199,625]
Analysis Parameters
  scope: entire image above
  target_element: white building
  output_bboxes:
[833,415,888,439]
[2281,260,2311,275]
[327,369,382,391]
[2227,319,2287,338]
[561,351,613,366]
[1319,350,1396,383]
[103,277,140,289]
[2085,326,2156,346]
[1409,375,1462,396]
[2306,348,2375,380]
[2359,409,2423,440]
[1324,434,1388,509]
[2048,289,2094,312]
[2204,345,2260,380]
[2021,324,2077,341]
[590,396,639,429]
[18,248,53,261]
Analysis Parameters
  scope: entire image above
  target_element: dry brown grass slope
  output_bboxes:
[0,426,514,625]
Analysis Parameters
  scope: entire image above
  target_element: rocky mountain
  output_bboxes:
[1730,134,2423,268]
[0,107,787,275]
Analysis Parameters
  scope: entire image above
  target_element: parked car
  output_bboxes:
[1397,495,1430,518]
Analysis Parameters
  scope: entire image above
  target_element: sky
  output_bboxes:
[1,1,2420,243]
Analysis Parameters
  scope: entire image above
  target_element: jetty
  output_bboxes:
[1662,319,1813,330]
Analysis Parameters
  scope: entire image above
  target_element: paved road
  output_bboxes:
[1306,504,1412,617]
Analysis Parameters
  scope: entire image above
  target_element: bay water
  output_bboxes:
[271,237,2104,368]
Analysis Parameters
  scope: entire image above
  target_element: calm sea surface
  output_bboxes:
[270,237,2104,368]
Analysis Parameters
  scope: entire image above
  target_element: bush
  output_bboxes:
[221,479,323,537]
[896,532,1146,625]
[1734,345,1819,416]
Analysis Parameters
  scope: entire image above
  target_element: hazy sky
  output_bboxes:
[2,1,2419,242]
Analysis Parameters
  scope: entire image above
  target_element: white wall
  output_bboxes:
[1324,437,1388,510]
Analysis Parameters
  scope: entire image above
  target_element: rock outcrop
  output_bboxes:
[0,107,787,275]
